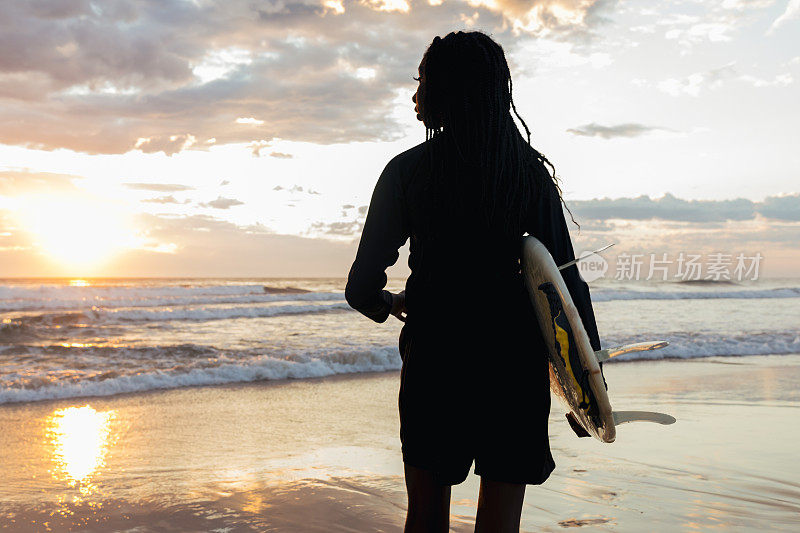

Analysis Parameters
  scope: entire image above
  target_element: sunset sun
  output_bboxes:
[16,195,140,272]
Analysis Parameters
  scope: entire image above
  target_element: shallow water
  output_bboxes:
[1,355,799,531]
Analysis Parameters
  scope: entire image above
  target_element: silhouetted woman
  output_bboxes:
[345,31,601,533]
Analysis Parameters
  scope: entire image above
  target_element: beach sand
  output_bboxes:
[2,354,799,532]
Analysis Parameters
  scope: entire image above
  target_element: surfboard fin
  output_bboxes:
[595,341,669,362]
[613,411,676,425]
[565,412,591,438]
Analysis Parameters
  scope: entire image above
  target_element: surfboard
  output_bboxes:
[521,236,675,443]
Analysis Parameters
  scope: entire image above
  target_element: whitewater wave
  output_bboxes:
[0,283,284,300]
[0,290,342,313]
[90,301,351,323]
[0,342,222,361]
[2,284,799,321]
[1,331,799,404]
[603,331,800,362]
[2,281,800,315]
[590,287,800,301]
[0,301,351,332]
[0,346,401,404]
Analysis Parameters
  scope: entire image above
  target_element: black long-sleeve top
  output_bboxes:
[345,140,601,352]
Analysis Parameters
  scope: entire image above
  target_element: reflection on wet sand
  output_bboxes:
[46,405,116,497]
[1,357,797,531]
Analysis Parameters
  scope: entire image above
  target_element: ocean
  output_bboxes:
[1,277,799,405]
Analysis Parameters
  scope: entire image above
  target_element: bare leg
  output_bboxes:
[404,463,451,533]
[474,477,525,533]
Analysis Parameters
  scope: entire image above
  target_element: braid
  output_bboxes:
[418,30,579,236]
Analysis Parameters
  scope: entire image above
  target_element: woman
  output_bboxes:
[345,31,601,533]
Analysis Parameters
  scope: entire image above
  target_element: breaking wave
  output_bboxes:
[590,287,800,302]
[0,345,401,404]
[602,331,800,362]
[0,302,351,334]
[1,331,798,404]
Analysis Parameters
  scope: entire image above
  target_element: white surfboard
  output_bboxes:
[521,236,675,443]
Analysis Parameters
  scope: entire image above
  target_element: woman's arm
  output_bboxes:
[345,158,410,323]
[528,180,602,351]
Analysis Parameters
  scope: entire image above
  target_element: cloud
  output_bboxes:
[133,134,200,156]
[0,208,31,252]
[737,72,793,88]
[648,61,793,96]
[757,193,800,221]
[768,0,800,33]
[247,142,295,159]
[124,182,195,192]
[310,219,364,235]
[199,196,244,209]
[657,62,737,97]
[568,192,800,223]
[567,217,800,279]
[0,210,370,277]
[0,0,611,154]
[663,21,735,46]
[313,193,800,243]
[249,141,272,157]
[235,117,264,125]
[0,170,82,195]
[142,195,186,204]
[566,122,667,139]
[109,213,364,277]
[1,196,797,276]
[653,1,776,53]
[272,184,321,196]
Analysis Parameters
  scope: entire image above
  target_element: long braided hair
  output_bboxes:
[416,31,577,243]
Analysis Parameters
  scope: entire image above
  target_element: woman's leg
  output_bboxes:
[404,463,451,533]
[474,477,525,533]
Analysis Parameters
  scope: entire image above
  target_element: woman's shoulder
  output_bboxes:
[380,139,434,191]
[386,140,429,172]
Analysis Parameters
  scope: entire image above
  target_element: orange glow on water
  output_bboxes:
[46,405,116,495]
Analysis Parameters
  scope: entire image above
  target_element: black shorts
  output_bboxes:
[398,317,555,486]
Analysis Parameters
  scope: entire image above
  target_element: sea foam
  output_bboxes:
[0,345,401,404]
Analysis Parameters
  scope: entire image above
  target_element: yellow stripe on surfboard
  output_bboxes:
[552,313,590,409]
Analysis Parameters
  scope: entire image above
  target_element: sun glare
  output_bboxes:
[17,195,141,272]
[47,405,116,494]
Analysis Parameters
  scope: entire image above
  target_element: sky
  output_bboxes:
[0,0,798,278]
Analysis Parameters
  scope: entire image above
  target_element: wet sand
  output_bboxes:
[1,354,799,532]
